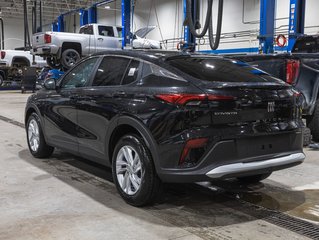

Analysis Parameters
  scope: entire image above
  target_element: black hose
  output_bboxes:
[186,0,213,38]
[209,0,223,50]
[0,18,4,50]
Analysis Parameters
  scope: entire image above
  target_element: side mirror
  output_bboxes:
[43,78,56,90]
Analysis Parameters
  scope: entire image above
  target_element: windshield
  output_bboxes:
[168,57,282,83]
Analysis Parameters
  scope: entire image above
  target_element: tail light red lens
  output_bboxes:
[286,60,300,85]
[0,51,5,59]
[179,138,208,166]
[44,34,52,44]
[155,93,234,105]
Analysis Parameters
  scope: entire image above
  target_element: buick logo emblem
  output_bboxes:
[268,101,275,112]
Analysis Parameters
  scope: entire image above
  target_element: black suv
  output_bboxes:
[25,50,305,206]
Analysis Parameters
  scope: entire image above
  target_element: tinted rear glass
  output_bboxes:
[168,57,281,83]
[292,37,319,53]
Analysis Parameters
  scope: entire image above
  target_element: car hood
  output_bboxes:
[135,26,156,38]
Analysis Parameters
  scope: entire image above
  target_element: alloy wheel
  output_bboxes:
[116,145,143,195]
[28,119,40,152]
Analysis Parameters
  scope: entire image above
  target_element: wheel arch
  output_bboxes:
[106,116,160,172]
[61,42,82,56]
[12,56,30,67]
[25,104,44,129]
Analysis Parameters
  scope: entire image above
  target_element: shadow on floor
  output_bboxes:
[19,148,308,229]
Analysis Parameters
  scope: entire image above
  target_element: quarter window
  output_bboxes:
[122,60,140,85]
[60,58,98,89]
[93,57,130,86]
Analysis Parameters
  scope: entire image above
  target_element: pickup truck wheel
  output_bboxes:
[46,57,62,69]
[61,49,80,69]
[0,74,3,86]
[307,100,319,141]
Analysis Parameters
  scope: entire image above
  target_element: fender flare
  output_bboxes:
[105,115,161,172]
[25,103,49,141]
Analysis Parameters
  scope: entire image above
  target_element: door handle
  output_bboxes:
[98,38,103,41]
[70,96,91,101]
[113,91,126,98]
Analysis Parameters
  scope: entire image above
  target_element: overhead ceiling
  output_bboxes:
[0,0,99,24]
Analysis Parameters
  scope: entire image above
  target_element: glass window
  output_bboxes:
[79,25,93,35]
[60,58,98,89]
[98,26,114,37]
[117,27,123,38]
[122,60,140,85]
[139,62,187,87]
[93,57,130,86]
[168,57,282,83]
[292,36,319,53]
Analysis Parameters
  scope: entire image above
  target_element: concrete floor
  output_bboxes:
[0,91,318,240]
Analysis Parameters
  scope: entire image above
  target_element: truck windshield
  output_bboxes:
[168,57,282,83]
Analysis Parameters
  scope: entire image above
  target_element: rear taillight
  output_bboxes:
[179,138,208,166]
[0,51,5,59]
[286,59,300,85]
[44,34,52,44]
[155,93,234,105]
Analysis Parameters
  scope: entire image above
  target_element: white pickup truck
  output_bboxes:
[0,50,46,86]
[32,24,123,69]
[32,24,162,69]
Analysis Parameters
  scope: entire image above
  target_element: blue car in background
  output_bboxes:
[36,67,64,90]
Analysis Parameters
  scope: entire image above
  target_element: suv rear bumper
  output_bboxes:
[206,152,305,178]
[157,130,304,183]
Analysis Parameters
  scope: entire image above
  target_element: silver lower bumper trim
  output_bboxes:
[206,153,305,179]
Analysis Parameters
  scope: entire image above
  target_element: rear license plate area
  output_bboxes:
[237,134,290,158]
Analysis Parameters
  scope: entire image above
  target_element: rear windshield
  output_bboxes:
[292,37,319,53]
[168,57,280,83]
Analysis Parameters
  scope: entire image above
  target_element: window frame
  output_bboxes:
[58,56,101,90]
[98,26,115,37]
[87,55,142,87]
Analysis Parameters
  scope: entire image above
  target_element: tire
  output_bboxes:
[26,113,54,158]
[112,134,162,207]
[303,127,312,146]
[61,49,80,69]
[237,172,272,184]
[0,74,4,86]
[307,100,319,141]
[46,57,63,69]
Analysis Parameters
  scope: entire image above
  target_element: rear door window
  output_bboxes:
[168,57,281,83]
[98,26,115,37]
[92,56,130,86]
[79,25,93,35]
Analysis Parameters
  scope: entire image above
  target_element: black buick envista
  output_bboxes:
[25,50,305,206]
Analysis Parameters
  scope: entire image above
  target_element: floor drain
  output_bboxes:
[263,212,319,240]
[235,198,319,240]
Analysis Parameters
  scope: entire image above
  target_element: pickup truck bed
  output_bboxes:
[230,35,319,141]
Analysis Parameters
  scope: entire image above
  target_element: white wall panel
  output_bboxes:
[2,0,319,51]
[1,18,31,50]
